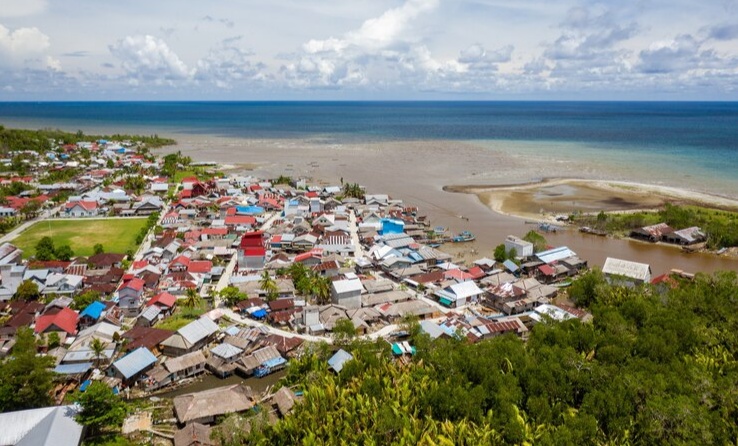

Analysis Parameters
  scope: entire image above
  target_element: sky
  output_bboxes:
[1,0,737,100]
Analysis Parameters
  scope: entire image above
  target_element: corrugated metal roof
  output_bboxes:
[113,347,157,379]
[602,257,651,282]
[211,343,243,359]
[536,246,576,264]
[178,317,219,345]
[328,349,353,373]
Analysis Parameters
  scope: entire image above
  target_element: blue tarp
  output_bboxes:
[80,380,91,392]
[79,301,106,320]
[236,205,264,215]
[380,218,405,235]
[251,309,268,319]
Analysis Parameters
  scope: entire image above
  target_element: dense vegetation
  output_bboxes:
[0,328,55,411]
[0,125,175,153]
[229,271,738,445]
[571,203,738,248]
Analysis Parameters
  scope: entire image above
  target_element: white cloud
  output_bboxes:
[109,35,191,83]
[194,37,268,88]
[0,0,47,18]
[0,23,50,55]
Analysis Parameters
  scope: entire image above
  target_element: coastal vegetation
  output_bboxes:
[0,126,175,153]
[570,203,738,248]
[0,327,55,412]
[11,218,149,258]
[227,271,738,445]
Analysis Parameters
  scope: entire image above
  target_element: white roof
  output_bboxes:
[0,405,83,446]
[332,279,364,295]
[536,246,577,264]
[447,281,483,299]
[602,257,651,282]
[533,304,575,322]
[178,317,219,345]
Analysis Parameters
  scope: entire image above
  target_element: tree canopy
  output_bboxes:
[74,381,128,434]
[230,271,738,445]
[0,328,55,411]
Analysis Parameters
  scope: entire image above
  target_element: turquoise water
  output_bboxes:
[1,101,736,194]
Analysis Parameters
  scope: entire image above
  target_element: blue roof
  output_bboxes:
[80,380,92,392]
[54,362,93,375]
[79,301,106,320]
[236,205,264,215]
[112,347,157,380]
[262,357,287,368]
[328,349,354,373]
[503,259,519,273]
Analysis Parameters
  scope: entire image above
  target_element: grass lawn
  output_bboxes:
[156,304,209,331]
[12,218,148,258]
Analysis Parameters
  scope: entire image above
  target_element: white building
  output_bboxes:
[602,257,652,285]
[331,278,365,309]
[504,235,534,258]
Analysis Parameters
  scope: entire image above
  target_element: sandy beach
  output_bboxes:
[160,134,738,273]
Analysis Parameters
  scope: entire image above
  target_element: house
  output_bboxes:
[238,345,285,376]
[331,278,365,309]
[174,423,214,446]
[238,231,266,270]
[121,326,173,352]
[504,235,534,258]
[328,349,354,373]
[146,292,177,314]
[434,281,484,307]
[0,405,84,446]
[663,226,706,245]
[160,317,219,357]
[42,273,84,296]
[173,384,254,425]
[146,350,207,391]
[64,200,99,217]
[111,347,158,384]
[117,277,146,317]
[78,301,107,328]
[602,257,652,285]
[630,223,674,242]
[34,307,78,336]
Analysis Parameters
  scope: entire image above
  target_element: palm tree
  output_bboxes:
[181,288,203,309]
[89,337,106,368]
[311,274,332,305]
[260,271,279,302]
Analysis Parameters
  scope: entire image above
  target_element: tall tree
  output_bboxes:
[74,381,128,436]
[90,337,106,368]
[181,288,203,309]
[0,327,55,411]
[13,280,40,301]
[260,271,279,302]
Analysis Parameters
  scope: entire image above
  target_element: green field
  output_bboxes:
[11,218,149,258]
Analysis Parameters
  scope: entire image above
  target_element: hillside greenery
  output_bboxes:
[571,203,738,248]
[0,125,175,153]
[227,271,738,445]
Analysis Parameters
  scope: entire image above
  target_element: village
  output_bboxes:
[0,137,692,445]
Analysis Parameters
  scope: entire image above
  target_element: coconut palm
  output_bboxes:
[181,287,203,309]
[89,337,106,368]
[260,271,279,302]
[311,274,332,305]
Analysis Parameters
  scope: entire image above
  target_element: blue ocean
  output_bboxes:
[1,101,737,194]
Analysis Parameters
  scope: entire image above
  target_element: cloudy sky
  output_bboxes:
[1,0,737,100]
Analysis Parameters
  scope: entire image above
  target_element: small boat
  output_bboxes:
[580,226,608,236]
[538,223,559,233]
[453,231,476,242]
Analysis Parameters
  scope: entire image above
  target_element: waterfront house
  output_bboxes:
[602,257,652,285]
[504,235,534,258]
[173,384,254,425]
[160,317,219,357]
[111,347,158,385]
[146,350,207,391]
[663,226,706,245]
[630,223,674,242]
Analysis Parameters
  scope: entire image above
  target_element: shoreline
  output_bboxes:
[444,178,738,223]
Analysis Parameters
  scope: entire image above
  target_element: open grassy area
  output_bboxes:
[155,304,208,331]
[11,218,148,258]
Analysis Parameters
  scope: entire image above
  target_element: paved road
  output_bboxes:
[348,210,365,260]
[0,205,62,245]
[223,308,333,344]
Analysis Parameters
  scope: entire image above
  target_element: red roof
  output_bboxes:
[181,176,199,183]
[34,307,78,335]
[132,260,149,270]
[65,200,98,211]
[466,266,486,280]
[179,190,193,199]
[171,255,191,267]
[202,227,228,236]
[444,269,474,281]
[243,247,266,257]
[226,207,237,216]
[239,231,264,248]
[294,251,321,263]
[305,191,319,198]
[120,277,146,292]
[188,260,213,274]
[147,292,177,309]
[225,215,256,226]
[538,265,556,276]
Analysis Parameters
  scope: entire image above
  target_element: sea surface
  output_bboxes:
[1,101,737,195]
